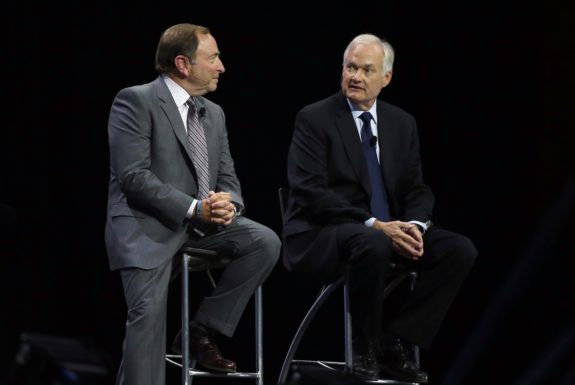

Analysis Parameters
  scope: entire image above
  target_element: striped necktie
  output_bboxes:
[186,97,210,199]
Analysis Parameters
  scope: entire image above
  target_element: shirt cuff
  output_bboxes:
[186,199,199,219]
[409,220,428,231]
[364,217,376,227]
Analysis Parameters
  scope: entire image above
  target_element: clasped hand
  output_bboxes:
[373,220,424,260]
[198,191,236,226]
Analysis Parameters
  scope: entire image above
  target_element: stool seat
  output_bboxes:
[181,246,231,271]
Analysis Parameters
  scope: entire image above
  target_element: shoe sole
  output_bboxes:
[348,369,379,382]
[379,364,428,383]
[172,346,237,373]
[198,362,237,373]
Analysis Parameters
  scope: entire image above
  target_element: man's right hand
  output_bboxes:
[373,220,424,260]
[197,198,213,223]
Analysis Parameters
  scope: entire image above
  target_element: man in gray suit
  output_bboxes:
[105,23,280,385]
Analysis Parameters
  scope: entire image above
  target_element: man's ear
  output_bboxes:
[382,70,393,88]
[174,55,189,77]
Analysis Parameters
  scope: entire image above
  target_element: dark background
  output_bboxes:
[2,1,574,384]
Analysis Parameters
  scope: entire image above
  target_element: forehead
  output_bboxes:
[345,42,384,65]
[197,33,219,55]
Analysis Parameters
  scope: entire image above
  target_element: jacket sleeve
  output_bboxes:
[108,87,193,229]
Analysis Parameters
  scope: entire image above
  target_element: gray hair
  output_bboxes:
[343,34,395,74]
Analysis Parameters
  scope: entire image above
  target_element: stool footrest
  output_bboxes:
[166,356,261,378]
[290,360,419,385]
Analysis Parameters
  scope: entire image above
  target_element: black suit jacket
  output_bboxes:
[283,91,434,238]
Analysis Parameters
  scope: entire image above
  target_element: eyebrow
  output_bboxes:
[346,61,376,69]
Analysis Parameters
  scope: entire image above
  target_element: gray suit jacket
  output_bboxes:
[105,76,243,270]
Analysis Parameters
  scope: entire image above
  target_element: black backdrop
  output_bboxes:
[2,1,574,384]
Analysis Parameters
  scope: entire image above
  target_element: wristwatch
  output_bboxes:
[416,220,433,235]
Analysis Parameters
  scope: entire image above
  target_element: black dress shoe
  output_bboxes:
[350,338,380,381]
[379,336,428,383]
[171,327,237,373]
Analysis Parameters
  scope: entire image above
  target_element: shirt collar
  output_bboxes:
[162,75,191,108]
[346,98,378,124]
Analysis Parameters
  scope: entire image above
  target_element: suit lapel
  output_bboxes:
[153,78,196,163]
[334,94,372,196]
[376,102,394,194]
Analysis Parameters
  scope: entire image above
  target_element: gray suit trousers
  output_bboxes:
[116,216,280,385]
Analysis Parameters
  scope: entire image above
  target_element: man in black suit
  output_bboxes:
[105,23,280,385]
[282,33,477,383]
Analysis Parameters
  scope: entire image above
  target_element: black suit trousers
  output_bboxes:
[283,223,477,349]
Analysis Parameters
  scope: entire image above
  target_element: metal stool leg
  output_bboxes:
[182,253,190,385]
[255,285,263,385]
[277,278,344,385]
[343,273,352,373]
[409,272,420,366]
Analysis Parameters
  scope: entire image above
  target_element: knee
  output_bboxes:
[350,231,391,268]
[452,235,478,270]
[252,224,281,266]
[260,225,281,255]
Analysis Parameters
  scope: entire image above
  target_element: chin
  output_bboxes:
[344,89,359,98]
[345,94,361,104]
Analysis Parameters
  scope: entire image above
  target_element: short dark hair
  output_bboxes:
[155,23,211,74]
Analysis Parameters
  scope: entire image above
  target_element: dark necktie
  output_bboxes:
[359,111,390,221]
[186,98,210,199]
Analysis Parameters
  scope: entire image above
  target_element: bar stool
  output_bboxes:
[166,246,263,385]
[277,265,419,385]
[277,187,420,384]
